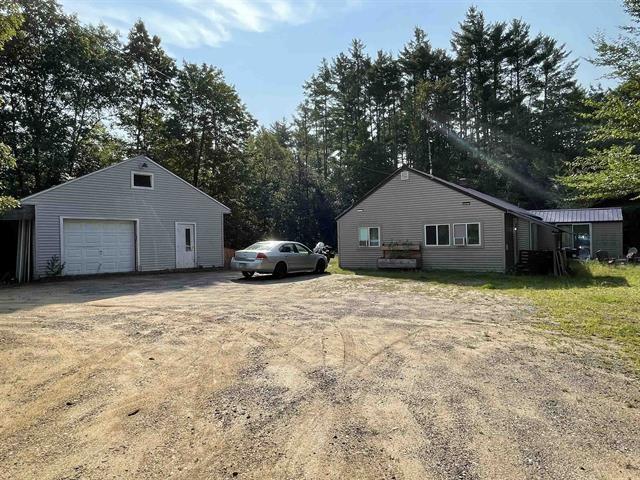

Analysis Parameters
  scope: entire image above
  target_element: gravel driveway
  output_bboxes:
[0,271,638,479]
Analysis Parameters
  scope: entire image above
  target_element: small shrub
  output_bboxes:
[46,255,65,277]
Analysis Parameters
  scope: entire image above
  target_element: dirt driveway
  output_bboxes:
[0,271,638,479]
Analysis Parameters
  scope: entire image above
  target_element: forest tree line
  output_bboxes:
[1,0,638,248]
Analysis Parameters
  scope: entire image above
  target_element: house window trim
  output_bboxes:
[131,171,154,190]
[452,222,482,247]
[424,224,451,247]
[358,226,381,248]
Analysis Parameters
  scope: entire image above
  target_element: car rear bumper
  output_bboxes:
[230,258,274,273]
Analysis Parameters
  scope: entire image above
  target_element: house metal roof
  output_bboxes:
[528,208,623,223]
[431,175,541,221]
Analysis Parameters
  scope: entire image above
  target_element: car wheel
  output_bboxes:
[242,271,254,278]
[273,262,287,279]
[315,259,326,274]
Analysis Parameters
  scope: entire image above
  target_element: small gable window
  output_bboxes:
[131,171,154,189]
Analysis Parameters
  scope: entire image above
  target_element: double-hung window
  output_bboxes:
[425,224,450,246]
[452,222,481,246]
[358,226,380,247]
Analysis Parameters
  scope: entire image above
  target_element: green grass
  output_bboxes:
[328,259,640,372]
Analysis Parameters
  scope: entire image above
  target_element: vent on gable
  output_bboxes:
[400,171,409,181]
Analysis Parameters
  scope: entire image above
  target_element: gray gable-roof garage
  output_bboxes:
[5,155,229,281]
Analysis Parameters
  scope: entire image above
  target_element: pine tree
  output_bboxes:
[559,0,640,202]
[0,0,21,213]
[120,20,176,155]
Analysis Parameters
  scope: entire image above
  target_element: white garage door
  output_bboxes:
[63,219,136,275]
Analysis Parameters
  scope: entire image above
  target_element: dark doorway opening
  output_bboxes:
[0,220,19,282]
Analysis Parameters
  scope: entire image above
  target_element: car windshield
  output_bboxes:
[245,241,278,251]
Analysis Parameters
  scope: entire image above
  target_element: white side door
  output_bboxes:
[175,223,196,269]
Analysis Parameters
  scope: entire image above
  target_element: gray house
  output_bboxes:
[4,155,229,281]
[336,166,624,273]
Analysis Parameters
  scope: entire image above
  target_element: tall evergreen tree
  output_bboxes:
[559,0,640,202]
[120,20,175,155]
[0,0,22,213]
[0,0,123,198]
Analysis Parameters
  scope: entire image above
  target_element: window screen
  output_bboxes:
[368,227,380,247]
[438,225,450,245]
[359,227,368,247]
[425,225,437,245]
[467,223,480,245]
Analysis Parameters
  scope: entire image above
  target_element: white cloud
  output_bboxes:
[61,0,324,48]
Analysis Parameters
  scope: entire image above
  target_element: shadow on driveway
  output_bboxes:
[229,271,329,285]
[0,270,329,314]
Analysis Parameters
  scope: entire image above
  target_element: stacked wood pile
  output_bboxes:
[516,249,568,276]
[516,250,554,275]
[377,242,421,270]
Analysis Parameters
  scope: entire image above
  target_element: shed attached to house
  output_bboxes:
[530,208,624,259]
[2,155,229,281]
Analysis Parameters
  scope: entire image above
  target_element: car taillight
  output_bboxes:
[256,252,267,260]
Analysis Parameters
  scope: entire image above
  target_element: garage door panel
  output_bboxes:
[66,232,83,243]
[99,262,117,273]
[84,248,101,260]
[65,262,83,275]
[63,220,135,276]
[84,235,100,246]
[66,248,83,260]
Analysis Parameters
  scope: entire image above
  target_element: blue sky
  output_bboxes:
[62,0,629,126]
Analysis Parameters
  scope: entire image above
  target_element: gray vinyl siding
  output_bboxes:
[23,157,227,278]
[337,171,506,272]
[592,222,623,257]
[538,225,555,250]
